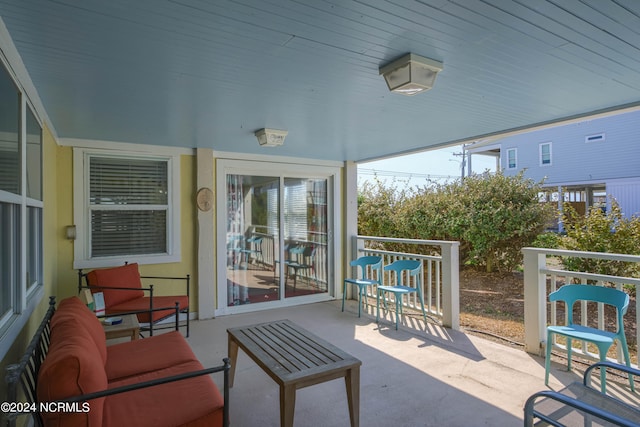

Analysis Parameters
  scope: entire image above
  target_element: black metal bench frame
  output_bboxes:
[4,296,230,427]
[524,361,640,427]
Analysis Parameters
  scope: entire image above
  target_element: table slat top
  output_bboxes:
[228,319,361,384]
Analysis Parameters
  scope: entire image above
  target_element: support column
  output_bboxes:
[197,148,216,319]
[344,161,358,301]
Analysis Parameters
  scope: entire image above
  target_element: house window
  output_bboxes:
[506,148,517,169]
[26,107,43,293]
[73,149,180,268]
[0,58,43,359]
[539,142,552,166]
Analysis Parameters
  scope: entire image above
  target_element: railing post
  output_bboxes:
[523,248,547,356]
[441,242,460,330]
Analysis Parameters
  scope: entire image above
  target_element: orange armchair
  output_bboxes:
[78,263,190,337]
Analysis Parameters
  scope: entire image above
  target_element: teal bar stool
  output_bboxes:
[545,284,634,393]
[376,259,427,330]
[342,256,382,317]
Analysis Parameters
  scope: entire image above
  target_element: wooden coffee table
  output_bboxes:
[102,314,140,341]
[228,319,361,427]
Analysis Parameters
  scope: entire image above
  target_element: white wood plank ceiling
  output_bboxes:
[1,0,639,161]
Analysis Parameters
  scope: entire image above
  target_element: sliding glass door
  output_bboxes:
[217,160,337,313]
[225,174,281,306]
[281,177,327,299]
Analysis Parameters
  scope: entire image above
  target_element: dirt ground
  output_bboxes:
[459,268,638,363]
[459,268,526,345]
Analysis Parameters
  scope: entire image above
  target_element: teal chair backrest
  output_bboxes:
[350,256,382,280]
[549,284,629,329]
[383,260,421,286]
[289,245,305,256]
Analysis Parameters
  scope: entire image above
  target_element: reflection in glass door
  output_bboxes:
[282,178,327,299]
[224,174,328,307]
[226,175,280,306]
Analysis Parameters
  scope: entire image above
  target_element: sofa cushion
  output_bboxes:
[108,295,189,324]
[104,360,224,427]
[105,331,197,381]
[38,320,107,427]
[87,263,145,308]
[52,296,107,365]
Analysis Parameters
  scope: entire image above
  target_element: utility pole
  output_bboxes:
[452,146,466,179]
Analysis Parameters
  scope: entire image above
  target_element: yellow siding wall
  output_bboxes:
[53,151,199,308]
[43,125,59,307]
[54,145,75,297]
[0,139,200,404]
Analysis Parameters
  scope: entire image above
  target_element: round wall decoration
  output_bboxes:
[196,187,214,212]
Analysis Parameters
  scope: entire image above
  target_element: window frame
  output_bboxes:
[0,55,44,360]
[539,142,552,167]
[73,147,181,269]
[506,148,517,169]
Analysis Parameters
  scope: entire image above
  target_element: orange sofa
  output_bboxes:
[29,296,228,427]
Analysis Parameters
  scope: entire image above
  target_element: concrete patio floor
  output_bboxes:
[187,299,579,427]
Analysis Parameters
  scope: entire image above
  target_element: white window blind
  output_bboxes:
[284,179,308,240]
[89,157,168,257]
[540,143,552,166]
[267,186,279,237]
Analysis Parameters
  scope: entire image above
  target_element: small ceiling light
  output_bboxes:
[379,53,443,96]
[255,128,288,147]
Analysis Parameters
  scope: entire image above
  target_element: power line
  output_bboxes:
[358,168,456,181]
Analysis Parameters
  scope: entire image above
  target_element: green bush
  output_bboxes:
[560,199,640,280]
[531,232,562,249]
[442,172,553,272]
[358,171,554,272]
[357,177,407,239]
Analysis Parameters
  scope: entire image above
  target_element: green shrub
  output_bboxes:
[445,172,554,272]
[531,232,562,249]
[357,177,407,238]
[358,171,554,272]
[560,199,640,281]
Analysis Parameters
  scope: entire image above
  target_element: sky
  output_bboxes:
[358,144,498,188]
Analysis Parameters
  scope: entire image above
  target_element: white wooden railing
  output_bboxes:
[523,247,640,365]
[353,236,460,330]
[246,229,329,288]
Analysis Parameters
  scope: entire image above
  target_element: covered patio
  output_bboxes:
[2,2,640,425]
[190,299,578,426]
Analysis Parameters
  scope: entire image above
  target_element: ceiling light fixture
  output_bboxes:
[255,128,288,147]
[379,53,443,96]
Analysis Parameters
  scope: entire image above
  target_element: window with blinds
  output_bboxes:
[539,142,552,166]
[507,148,517,169]
[88,156,169,257]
